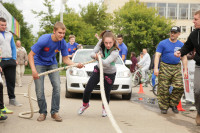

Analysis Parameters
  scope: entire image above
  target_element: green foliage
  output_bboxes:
[80,2,112,32]
[3,3,34,53]
[32,0,58,37]
[57,12,97,45]
[33,0,98,46]
[113,0,173,56]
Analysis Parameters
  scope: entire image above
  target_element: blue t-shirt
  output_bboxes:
[118,42,128,62]
[156,39,183,64]
[66,42,79,55]
[31,34,69,65]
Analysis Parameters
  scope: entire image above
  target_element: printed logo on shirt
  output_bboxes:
[44,47,50,52]
[55,49,60,53]
[73,48,76,51]
[68,48,71,52]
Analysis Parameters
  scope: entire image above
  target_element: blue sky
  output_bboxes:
[2,0,101,36]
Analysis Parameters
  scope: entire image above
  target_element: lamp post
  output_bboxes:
[59,0,67,65]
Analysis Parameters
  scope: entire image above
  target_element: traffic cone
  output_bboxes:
[138,97,143,101]
[138,83,144,94]
[177,100,185,111]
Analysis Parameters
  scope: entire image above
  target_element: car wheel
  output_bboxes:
[122,91,132,100]
[65,81,74,98]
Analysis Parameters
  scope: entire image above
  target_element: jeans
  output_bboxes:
[151,71,156,86]
[34,64,60,115]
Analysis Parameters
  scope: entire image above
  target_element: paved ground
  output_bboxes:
[0,75,199,133]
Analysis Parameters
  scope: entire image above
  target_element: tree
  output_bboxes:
[33,0,98,46]
[32,0,58,37]
[113,0,173,56]
[58,8,97,45]
[3,2,34,52]
[80,2,112,32]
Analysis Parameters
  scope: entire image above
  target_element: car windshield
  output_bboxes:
[73,50,123,65]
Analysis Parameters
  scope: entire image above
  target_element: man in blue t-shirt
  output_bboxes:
[117,34,128,62]
[66,35,79,59]
[28,22,84,122]
[154,26,187,114]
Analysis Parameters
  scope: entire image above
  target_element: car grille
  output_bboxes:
[87,71,93,77]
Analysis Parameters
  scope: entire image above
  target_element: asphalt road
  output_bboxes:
[0,75,199,133]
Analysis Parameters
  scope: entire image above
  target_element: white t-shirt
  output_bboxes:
[138,53,151,67]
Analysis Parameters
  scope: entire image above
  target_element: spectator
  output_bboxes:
[28,22,84,122]
[0,17,22,106]
[16,40,28,87]
[117,34,128,62]
[137,48,151,85]
[155,26,187,114]
[174,10,200,125]
[130,52,137,73]
[67,35,79,59]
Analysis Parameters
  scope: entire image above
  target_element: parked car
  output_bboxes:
[66,49,132,100]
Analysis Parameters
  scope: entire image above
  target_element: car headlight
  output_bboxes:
[69,68,85,77]
[117,70,131,78]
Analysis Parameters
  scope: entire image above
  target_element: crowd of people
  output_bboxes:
[0,9,200,127]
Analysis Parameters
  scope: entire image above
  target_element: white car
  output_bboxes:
[65,49,132,100]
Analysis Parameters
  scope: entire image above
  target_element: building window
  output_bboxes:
[181,26,186,33]
[179,4,188,19]
[157,3,166,17]
[190,4,200,19]
[146,3,155,8]
[168,3,177,19]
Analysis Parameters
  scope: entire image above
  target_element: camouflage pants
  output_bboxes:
[157,62,184,110]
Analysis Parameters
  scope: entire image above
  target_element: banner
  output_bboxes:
[182,60,195,102]
[0,3,20,38]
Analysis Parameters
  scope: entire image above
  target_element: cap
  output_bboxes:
[170,26,181,33]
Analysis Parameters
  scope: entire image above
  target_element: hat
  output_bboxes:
[170,26,180,33]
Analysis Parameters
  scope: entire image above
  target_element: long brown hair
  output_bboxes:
[99,30,119,54]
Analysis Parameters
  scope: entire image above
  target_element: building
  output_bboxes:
[103,0,200,41]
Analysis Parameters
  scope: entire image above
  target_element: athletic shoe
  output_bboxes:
[9,99,22,106]
[161,109,167,114]
[78,104,89,115]
[1,107,13,114]
[171,106,179,113]
[102,109,107,117]
[0,113,7,120]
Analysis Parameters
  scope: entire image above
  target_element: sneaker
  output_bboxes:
[78,104,89,115]
[51,113,62,122]
[171,106,179,113]
[161,109,167,114]
[1,107,13,114]
[9,99,22,106]
[102,109,107,117]
[0,113,7,120]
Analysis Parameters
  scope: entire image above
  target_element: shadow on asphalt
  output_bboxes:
[131,92,200,133]
[66,93,123,101]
